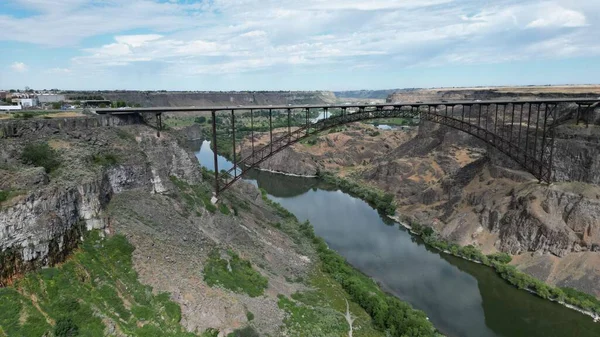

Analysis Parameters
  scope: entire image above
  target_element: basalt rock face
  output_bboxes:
[552,124,600,184]
[101,91,337,107]
[468,185,600,257]
[387,86,600,103]
[0,125,201,285]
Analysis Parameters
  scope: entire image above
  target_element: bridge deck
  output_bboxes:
[94,98,599,114]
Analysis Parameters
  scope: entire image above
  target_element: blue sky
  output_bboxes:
[0,0,599,90]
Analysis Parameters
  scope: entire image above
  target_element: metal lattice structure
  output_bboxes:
[211,99,598,194]
[94,98,599,195]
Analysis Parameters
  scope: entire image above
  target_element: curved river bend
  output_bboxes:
[194,140,600,337]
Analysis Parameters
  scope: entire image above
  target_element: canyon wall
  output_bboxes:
[0,122,201,285]
[98,91,337,107]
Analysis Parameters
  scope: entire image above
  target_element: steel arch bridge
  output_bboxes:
[95,98,599,195]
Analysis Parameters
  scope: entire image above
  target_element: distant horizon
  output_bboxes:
[2,83,600,93]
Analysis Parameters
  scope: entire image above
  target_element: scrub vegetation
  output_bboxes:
[202,250,268,298]
[21,142,61,173]
[169,175,217,214]
[0,231,194,337]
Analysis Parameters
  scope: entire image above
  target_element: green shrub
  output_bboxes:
[219,203,231,215]
[54,317,79,337]
[91,152,119,167]
[22,143,60,173]
[227,326,259,337]
[246,310,254,321]
[164,300,182,323]
[0,190,8,202]
[203,250,268,297]
[202,328,220,337]
[487,252,512,264]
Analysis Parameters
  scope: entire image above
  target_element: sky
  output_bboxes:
[0,0,599,91]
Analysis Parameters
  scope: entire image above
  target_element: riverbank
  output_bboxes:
[391,214,600,323]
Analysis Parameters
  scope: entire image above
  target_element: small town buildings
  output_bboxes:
[37,94,66,104]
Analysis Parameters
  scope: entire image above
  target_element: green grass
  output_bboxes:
[278,294,348,337]
[0,231,196,336]
[169,176,216,214]
[21,142,60,173]
[203,250,268,298]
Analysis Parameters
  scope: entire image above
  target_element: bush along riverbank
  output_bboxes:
[402,219,600,322]
[318,172,396,216]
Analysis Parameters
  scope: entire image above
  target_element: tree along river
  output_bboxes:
[194,140,600,337]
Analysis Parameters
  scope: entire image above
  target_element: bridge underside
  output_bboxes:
[209,100,598,195]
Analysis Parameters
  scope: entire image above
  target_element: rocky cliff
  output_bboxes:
[0,121,201,285]
[90,91,337,107]
[387,85,600,103]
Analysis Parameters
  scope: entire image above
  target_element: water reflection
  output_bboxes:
[195,140,242,175]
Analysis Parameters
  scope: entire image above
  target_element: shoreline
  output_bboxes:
[250,166,317,178]
[389,214,600,323]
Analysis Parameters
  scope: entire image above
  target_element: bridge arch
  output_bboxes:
[213,100,599,194]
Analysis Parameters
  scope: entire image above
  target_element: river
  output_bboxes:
[194,140,600,337]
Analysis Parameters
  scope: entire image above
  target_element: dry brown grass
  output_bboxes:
[44,112,84,118]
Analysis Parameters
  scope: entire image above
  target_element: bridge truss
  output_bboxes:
[94,98,599,195]
[211,99,598,195]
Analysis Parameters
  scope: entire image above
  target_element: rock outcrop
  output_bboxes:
[0,124,201,285]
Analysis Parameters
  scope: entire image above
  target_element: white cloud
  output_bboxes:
[46,67,71,74]
[115,34,163,47]
[527,5,587,28]
[10,62,28,72]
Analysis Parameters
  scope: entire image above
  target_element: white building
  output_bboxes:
[14,97,39,108]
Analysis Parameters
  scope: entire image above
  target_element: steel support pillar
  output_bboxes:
[231,110,237,178]
[211,111,219,195]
